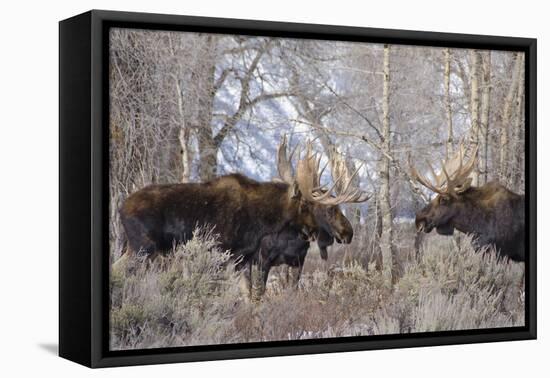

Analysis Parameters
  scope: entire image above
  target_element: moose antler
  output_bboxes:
[295,140,369,206]
[277,135,298,184]
[410,143,478,198]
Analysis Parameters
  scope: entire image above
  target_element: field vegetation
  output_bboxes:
[110,227,524,350]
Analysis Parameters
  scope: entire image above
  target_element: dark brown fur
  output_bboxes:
[416,181,525,261]
[255,204,354,287]
[120,173,318,268]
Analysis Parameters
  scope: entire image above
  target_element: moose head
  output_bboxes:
[277,136,368,246]
[411,143,478,236]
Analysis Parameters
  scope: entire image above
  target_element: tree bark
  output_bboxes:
[379,45,397,285]
[179,126,192,183]
[479,51,492,185]
[499,52,523,184]
[195,36,218,181]
[371,197,383,272]
[443,48,454,159]
[469,50,481,186]
[168,35,194,183]
[511,53,525,191]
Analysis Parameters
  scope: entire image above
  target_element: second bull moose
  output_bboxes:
[411,144,525,262]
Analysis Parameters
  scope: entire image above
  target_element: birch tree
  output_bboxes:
[167,35,194,183]
[511,53,525,191]
[193,35,218,181]
[379,45,397,284]
[499,52,523,184]
[469,50,481,185]
[479,51,492,184]
[443,48,454,158]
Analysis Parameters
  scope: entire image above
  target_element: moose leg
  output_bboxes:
[238,260,253,302]
[319,246,330,274]
[288,265,303,289]
[281,265,290,288]
[256,261,272,298]
[319,246,329,261]
[121,216,157,258]
[452,233,463,252]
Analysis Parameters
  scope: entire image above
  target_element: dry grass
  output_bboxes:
[110,226,524,350]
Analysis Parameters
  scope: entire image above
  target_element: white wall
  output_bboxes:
[0,0,546,376]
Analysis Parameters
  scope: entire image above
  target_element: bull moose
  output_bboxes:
[117,138,365,298]
[254,138,369,290]
[410,144,525,262]
[120,173,316,267]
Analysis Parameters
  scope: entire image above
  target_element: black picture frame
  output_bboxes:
[59,9,537,368]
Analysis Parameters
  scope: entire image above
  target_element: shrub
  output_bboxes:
[110,229,243,350]
[410,234,524,332]
[110,228,525,348]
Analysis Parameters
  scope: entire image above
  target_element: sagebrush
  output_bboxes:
[110,227,524,350]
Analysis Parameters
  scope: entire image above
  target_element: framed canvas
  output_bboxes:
[59,10,537,368]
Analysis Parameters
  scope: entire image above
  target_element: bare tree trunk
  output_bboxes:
[499,52,523,184]
[479,51,492,185]
[511,53,525,191]
[455,54,471,107]
[195,36,218,181]
[179,126,192,183]
[443,48,454,159]
[371,197,383,271]
[197,128,218,181]
[469,50,481,185]
[379,45,397,285]
[168,35,194,183]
